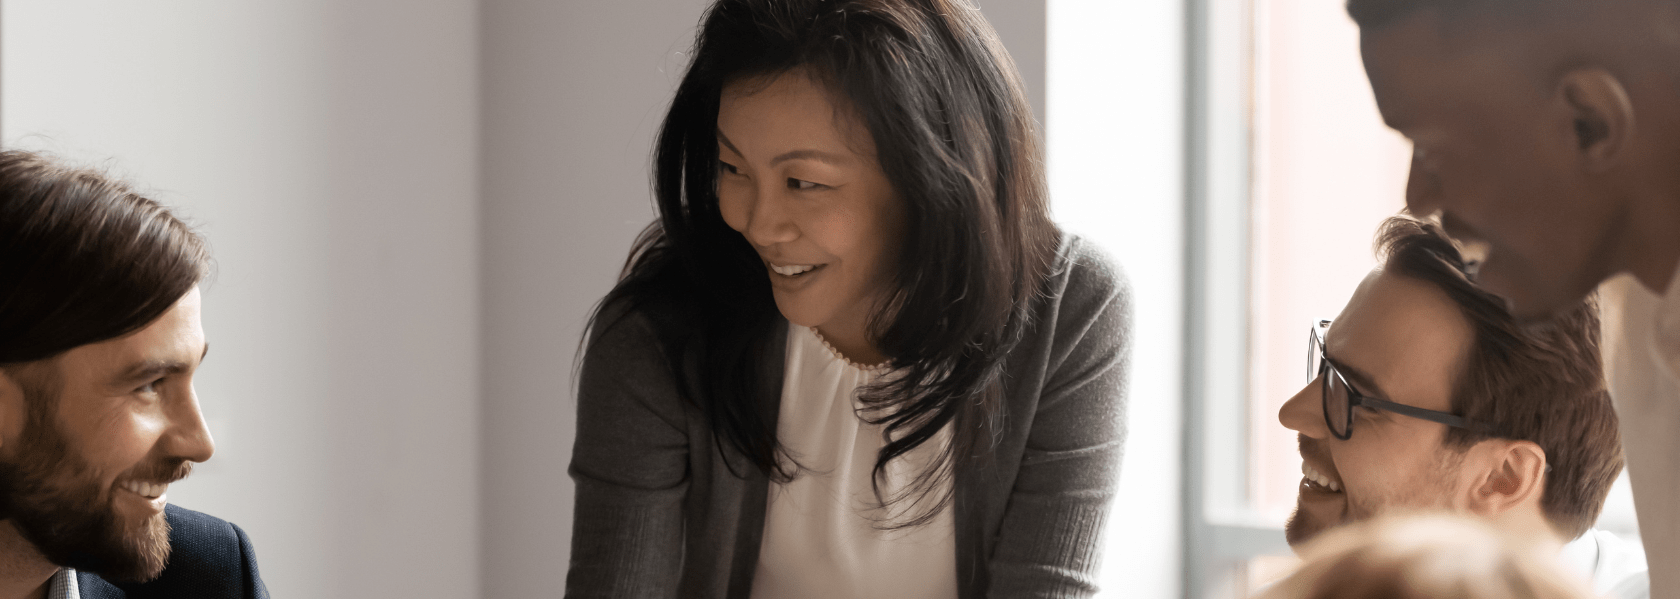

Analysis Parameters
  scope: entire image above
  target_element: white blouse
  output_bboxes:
[750,326,957,599]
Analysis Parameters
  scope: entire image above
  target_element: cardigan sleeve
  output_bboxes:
[988,240,1133,598]
[565,307,691,599]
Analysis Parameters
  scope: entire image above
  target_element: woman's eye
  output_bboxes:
[787,178,821,190]
[719,161,741,175]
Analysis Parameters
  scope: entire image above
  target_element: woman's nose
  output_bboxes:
[742,189,799,247]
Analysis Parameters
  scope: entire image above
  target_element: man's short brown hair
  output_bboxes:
[1375,215,1621,539]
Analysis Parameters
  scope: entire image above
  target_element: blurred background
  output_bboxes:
[0,0,1641,597]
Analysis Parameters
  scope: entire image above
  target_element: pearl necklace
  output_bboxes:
[809,327,891,373]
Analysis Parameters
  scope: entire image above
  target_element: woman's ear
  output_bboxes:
[1557,68,1635,173]
[1465,440,1548,518]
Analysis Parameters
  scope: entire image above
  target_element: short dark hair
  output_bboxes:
[1375,215,1621,539]
[590,0,1058,525]
[0,149,210,366]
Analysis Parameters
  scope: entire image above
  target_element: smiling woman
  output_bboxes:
[714,68,906,366]
[565,1,1133,598]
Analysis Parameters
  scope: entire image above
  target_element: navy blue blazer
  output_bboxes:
[78,505,269,599]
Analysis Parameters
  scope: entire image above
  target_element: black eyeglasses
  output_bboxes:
[1309,319,1501,440]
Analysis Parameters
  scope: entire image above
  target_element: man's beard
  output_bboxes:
[1284,445,1464,548]
[0,375,185,582]
[1283,487,1391,546]
[1284,502,1332,547]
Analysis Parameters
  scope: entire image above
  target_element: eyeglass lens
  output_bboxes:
[1323,366,1352,438]
[1311,322,1353,439]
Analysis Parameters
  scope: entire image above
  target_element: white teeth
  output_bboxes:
[771,263,818,276]
[120,480,167,499]
[1301,463,1342,492]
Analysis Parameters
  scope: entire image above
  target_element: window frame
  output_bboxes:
[1183,0,1291,596]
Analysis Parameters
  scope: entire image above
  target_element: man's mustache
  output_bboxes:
[117,459,193,486]
[1296,433,1330,468]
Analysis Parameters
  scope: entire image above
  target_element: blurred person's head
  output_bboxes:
[1258,514,1596,599]
[1349,0,1680,318]
[1279,215,1620,549]
[600,0,1058,524]
[0,149,216,582]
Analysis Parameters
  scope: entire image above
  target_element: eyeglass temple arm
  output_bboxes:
[1359,396,1502,435]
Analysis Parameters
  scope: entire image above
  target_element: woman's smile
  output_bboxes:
[766,261,829,295]
[768,261,823,277]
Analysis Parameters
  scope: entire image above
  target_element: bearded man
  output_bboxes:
[0,150,268,599]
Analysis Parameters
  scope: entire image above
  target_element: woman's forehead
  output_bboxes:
[718,70,875,159]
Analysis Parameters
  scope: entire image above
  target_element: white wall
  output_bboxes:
[1,2,481,597]
[1048,0,1187,597]
[477,1,706,596]
[976,0,1048,129]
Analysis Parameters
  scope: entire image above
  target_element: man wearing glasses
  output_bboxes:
[1278,216,1647,597]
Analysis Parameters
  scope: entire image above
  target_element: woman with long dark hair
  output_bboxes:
[566,1,1131,597]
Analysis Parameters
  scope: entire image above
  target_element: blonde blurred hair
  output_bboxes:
[1257,514,1594,599]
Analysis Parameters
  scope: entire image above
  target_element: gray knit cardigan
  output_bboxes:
[566,234,1133,598]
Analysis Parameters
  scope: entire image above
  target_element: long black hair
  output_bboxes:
[586,0,1059,525]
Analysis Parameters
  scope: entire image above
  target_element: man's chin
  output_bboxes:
[1284,507,1324,549]
[22,507,171,583]
[92,511,171,583]
[109,511,171,583]
[1284,492,1349,549]
[1471,252,1607,323]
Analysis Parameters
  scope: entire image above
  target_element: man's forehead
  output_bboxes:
[1361,9,1551,133]
[1361,11,1463,130]
[1328,269,1470,410]
[55,290,206,382]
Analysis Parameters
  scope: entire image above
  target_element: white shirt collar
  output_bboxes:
[1560,529,1649,599]
[46,568,78,599]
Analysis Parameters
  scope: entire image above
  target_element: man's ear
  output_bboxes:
[1465,440,1548,518]
[1557,68,1635,172]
